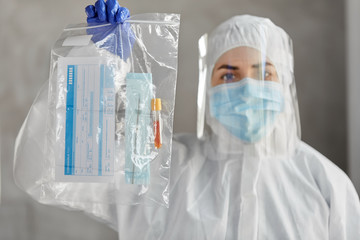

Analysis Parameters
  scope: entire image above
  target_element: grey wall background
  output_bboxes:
[347,0,360,195]
[0,0,356,239]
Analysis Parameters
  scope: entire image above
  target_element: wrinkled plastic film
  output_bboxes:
[14,13,180,207]
[197,34,208,139]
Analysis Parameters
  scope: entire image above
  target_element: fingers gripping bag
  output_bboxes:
[13,13,180,209]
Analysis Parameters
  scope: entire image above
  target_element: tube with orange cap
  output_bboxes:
[151,98,162,149]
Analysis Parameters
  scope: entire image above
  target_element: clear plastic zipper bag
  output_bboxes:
[14,13,180,208]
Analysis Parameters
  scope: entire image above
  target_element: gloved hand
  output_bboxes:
[85,0,135,60]
[85,0,130,24]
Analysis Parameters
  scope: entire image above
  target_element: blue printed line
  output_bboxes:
[82,68,85,108]
[98,65,104,176]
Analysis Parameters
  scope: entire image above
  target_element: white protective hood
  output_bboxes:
[198,15,300,158]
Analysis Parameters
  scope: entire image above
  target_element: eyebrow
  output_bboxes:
[252,62,274,68]
[217,62,274,71]
[217,64,239,70]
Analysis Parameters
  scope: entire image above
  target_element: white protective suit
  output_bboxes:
[14,15,360,239]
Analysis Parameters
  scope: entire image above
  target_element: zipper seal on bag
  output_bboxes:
[64,19,180,31]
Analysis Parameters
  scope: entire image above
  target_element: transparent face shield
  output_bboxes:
[197,15,301,158]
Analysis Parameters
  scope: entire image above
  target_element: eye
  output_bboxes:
[221,72,235,82]
[264,71,271,79]
[264,65,277,81]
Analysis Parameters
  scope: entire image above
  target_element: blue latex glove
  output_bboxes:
[85,0,134,60]
[85,0,130,24]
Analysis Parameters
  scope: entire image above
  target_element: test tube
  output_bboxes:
[151,98,162,149]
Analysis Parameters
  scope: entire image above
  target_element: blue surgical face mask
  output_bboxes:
[209,78,284,143]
